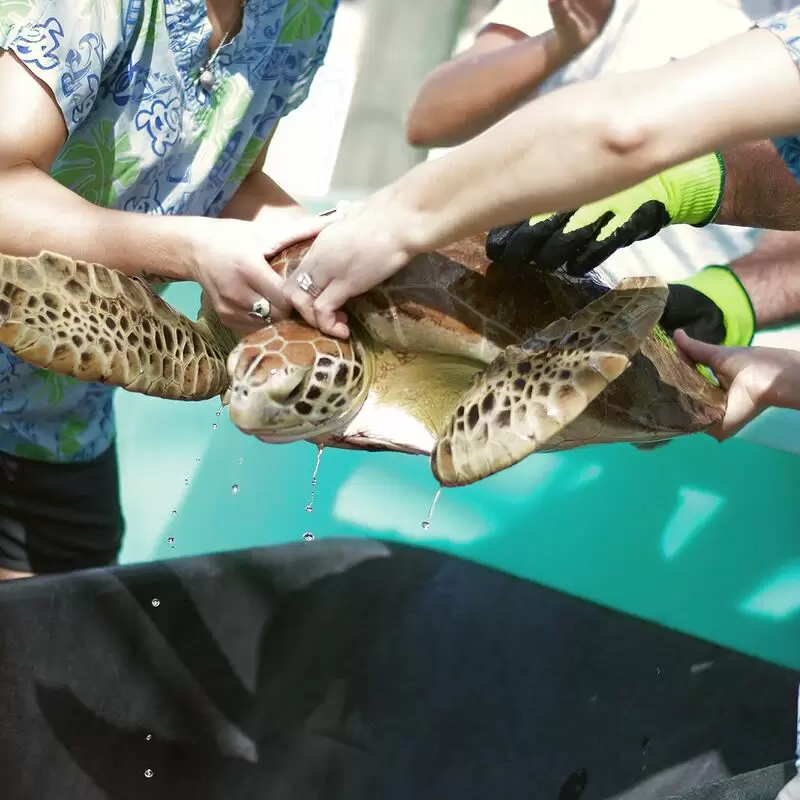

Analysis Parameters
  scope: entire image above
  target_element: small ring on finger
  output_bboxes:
[295,270,322,299]
[248,297,273,324]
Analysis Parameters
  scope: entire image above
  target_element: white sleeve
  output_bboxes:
[476,0,554,38]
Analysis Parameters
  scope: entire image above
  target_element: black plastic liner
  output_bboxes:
[0,538,797,800]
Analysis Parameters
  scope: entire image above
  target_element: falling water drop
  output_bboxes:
[151,598,160,608]
[167,537,175,547]
[144,769,154,779]
[195,457,201,463]
[303,532,315,542]
[421,487,442,530]
[238,457,244,465]
[211,423,218,431]
[231,484,239,495]
[184,478,189,486]
[171,510,178,517]
[145,734,152,741]
[305,444,325,513]
[216,407,222,417]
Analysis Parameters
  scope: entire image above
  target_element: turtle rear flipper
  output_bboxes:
[432,277,669,487]
[0,251,228,400]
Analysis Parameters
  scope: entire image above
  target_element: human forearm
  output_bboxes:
[0,164,199,280]
[729,230,800,328]
[715,140,800,229]
[405,31,566,149]
[386,28,800,253]
[220,170,305,224]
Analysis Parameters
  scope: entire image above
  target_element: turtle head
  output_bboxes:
[226,319,372,442]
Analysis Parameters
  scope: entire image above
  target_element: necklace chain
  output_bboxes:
[197,1,247,92]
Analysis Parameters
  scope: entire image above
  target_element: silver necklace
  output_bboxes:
[197,0,246,92]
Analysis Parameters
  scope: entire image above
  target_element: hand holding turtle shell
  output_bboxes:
[187,213,333,335]
[674,330,800,440]
[281,195,419,338]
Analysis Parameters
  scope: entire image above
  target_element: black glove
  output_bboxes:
[485,153,725,277]
[662,266,755,347]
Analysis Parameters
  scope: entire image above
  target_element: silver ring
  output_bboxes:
[295,270,322,299]
[248,297,272,323]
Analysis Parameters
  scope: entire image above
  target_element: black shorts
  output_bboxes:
[0,443,125,574]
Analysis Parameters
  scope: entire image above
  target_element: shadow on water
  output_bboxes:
[115,283,800,670]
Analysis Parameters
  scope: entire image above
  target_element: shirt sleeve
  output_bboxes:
[476,0,554,38]
[0,0,127,136]
[753,7,800,182]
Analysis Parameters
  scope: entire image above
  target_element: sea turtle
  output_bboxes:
[0,237,726,487]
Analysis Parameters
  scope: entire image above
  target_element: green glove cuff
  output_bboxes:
[675,265,756,347]
[659,152,725,227]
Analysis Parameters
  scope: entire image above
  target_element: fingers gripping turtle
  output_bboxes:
[0,251,229,399]
[432,277,670,486]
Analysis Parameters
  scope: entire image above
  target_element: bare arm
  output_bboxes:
[405,27,567,149]
[0,50,205,279]
[729,230,800,328]
[384,28,800,254]
[219,128,308,224]
[715,139,800,229]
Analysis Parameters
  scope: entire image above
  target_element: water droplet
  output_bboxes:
[139,368,145,375]
[215,407,222,417]
[184,477,189,486]
[305,444,324,513]
[303,532,314,542]
[144,768,154,778]
[212,423,218,431]
[146,734,152,741]
[238,457,244,465]
[656,667,663,678]
[167,537,175,546]
[171,510,178,517]
[231,484,239,495]
[151,598,160,608]
[195,456,201,463]
[421,487,442,530]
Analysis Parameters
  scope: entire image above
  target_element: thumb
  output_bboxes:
[673,328,726,371]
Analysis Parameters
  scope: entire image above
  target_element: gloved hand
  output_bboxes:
[662,265,755,348]
[486,152,726,276]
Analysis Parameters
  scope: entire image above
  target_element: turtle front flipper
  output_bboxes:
[432,277,669,486]
[0,251,229,400]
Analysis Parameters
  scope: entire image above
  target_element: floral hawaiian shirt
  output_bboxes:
[0,0,336,462]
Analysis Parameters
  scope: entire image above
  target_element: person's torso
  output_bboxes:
[0,0,336,463]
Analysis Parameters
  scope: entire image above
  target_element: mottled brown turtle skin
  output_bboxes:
[0,237,726,487]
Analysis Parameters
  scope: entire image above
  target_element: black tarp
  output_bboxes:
[0,538,797,800]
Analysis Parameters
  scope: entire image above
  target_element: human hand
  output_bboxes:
[485,152,724,276]
[674,330,800,440]
[280,194,418,338]
[187,213,333,335]
[660,265,755,347]
[549,0,614,58]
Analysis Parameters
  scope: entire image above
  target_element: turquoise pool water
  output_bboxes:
[116,281,800,672]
